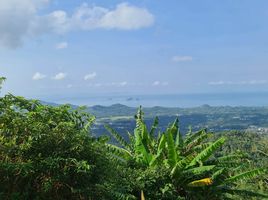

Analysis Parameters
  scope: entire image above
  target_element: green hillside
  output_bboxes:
[0,90,267,199]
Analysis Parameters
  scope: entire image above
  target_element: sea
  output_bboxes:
[45,92,268,108]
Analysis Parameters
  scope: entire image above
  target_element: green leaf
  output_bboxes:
[184,128,207,146]
[134,128,152,165]
[224,168,268,184]
[105,144,132,160]
[157,134,165,155]
[171,155,194,178]
[188,137,226,168]
[105,124,130,150]
[183,165,215,176]
[166,126,177,167]
[149,116,159,137]
[184,130,211,154]
[220,188,268,198]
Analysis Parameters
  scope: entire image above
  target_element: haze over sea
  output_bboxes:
[43,92,268,108]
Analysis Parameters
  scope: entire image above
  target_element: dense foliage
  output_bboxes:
[0,94,122,199]
[0,79,267,199]
[106,107,268,199]
[212,131,268,195]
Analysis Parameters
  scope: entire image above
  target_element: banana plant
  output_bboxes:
[105,107,163,167]
[105,107,268,199]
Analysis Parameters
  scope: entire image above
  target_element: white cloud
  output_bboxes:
[55,42,68,49]
[208,81,225,85]
[0,0,42,48]
[248,80,267,85]
[87,81,128,87]
[118,81,127,86]
[152,81,169,86]
[52,72,67,80]
[0,1,154,48]
[32,72,46,80]
[96,3,154,30]
[43,3,154,32]
[109,81,128,87]
[152,81,160,86]
[208,80,267,86]
[84,72,97,80]
[172,56,193,62]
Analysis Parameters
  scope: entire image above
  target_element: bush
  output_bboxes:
[0,94,118,199]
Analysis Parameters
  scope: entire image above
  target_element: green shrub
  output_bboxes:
[0,94,118,199]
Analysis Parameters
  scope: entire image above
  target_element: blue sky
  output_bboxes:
[1,0,268,101]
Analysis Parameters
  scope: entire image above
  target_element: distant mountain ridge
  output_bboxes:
[38,100,268,136]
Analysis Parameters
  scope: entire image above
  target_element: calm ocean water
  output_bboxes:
[49,92,268,107]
